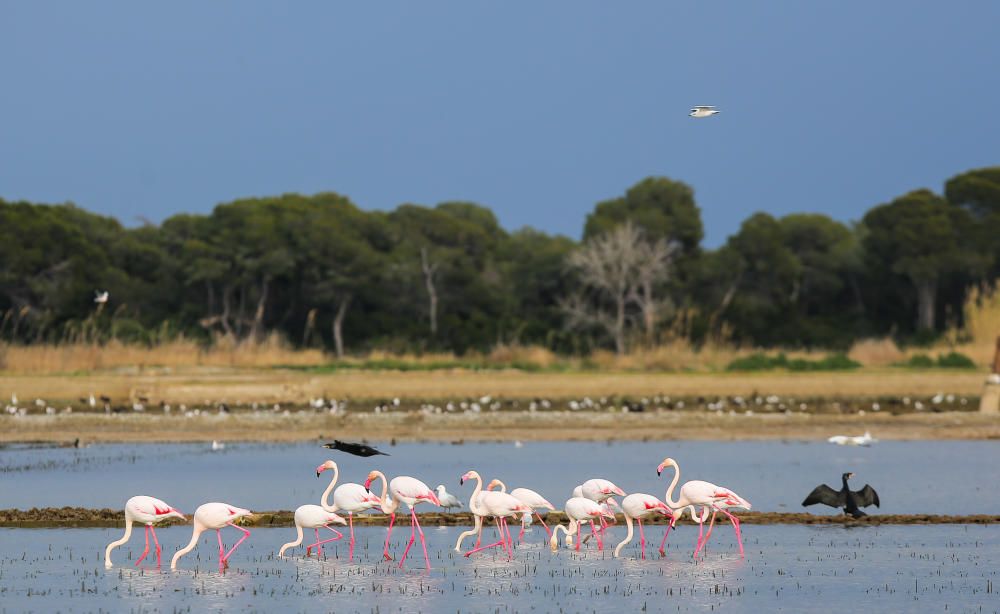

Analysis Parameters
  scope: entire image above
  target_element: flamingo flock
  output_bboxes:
[104,454,750,571]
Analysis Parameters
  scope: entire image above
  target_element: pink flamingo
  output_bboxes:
[460,471,529,559]
[549,497,615,552]
[317,460,381,559]
[364,470,441,569]
[687,489,751,555]
[488,479,555,539]
[170,502,253,570]
[613,493,673,558]
[656,457,749,558]
[104,495,185,568]
[278,505,347,557]
[574,479,625,547]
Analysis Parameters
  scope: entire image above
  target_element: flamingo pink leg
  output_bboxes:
[221,523,250,564]
[638,519,646,560]
[658,519,674,556]
[465,519,507,557]
[414,508,431,568]
[383,513,395,561]
[217,529,226,563]
[399,512,417,567]
[348,513,355,560]
[150,525,162,567]
[518,515,527,541]
[590,519,603,550]
[691,516,706,557]
[535,512,552,537]
[135,525,151,566]
[306,525,344,557]
[575,522,581,551]
[712,506,744,557]
[502,518,515,558]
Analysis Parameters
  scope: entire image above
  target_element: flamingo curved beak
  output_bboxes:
[364,477,373,492]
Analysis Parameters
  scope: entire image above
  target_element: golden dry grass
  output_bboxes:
[0,368,987,408]
[0,334,325,374]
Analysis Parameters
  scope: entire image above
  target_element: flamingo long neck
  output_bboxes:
[371,471,396,514]
[320,464,340,512]
[170,524,205,570]
[550,521,577,550]
[613,513,635,557]
[278,525,304,557]
[104,517,133,567]
[467,474,484,515]
[454,515,483,552]
[493,480,507,493]
[662,461,682,508]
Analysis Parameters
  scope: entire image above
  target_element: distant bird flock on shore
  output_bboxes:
[104,450,753,571]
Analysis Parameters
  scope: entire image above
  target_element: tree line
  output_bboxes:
[1,167,998,355]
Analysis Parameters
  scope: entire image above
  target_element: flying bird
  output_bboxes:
[802,472,880,518]
[827,431,877,446]
[94,290,109,304]
[323,440,389,457]
[689,105,719,118]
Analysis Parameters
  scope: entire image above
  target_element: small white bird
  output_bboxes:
[94,290,109,304]
[827,431,877,446]
[435,485,462,510]
[211,440,226,451]
[689,105,719,118]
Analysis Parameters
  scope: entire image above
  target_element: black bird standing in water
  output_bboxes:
[323,440,389,457]
[802,472,880,518]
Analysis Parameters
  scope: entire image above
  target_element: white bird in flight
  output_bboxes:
[827,431,877,447]
[94,290,109,304]
[689,105,719,118]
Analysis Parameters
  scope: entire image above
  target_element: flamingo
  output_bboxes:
[317,460,381,559]
[613,493,673,558]
[573,479,624,547]
[364,470,440,569]
[488,479,555,539]
[104,496,185,568]
[549,497,615,552]
[278,505,347,557]
[170,502,253,570]
[656,457,749,558]
[460,471,529,559]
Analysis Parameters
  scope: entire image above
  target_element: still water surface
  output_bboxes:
[1,440,998,514]
[1,524,998,612]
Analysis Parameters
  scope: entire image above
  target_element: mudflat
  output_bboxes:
[2,409,998,443]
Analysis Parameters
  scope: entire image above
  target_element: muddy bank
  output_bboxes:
[2,409,999,443]
[3,507,997,528]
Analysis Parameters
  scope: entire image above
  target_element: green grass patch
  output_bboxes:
[895,352,977,369]
[726,352,861,372]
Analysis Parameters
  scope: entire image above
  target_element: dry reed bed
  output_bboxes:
[2,507,996,528]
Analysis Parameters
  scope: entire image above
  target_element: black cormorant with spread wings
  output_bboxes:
[802,472,879,518]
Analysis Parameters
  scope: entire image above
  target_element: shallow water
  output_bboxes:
[1,524,998,612]
[1,440,998,515]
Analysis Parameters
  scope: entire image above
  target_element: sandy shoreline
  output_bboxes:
[2,410,998,443]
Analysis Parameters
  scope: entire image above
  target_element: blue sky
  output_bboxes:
[2,2,998,246]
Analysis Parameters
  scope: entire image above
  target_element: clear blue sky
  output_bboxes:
[2,2,998,246]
